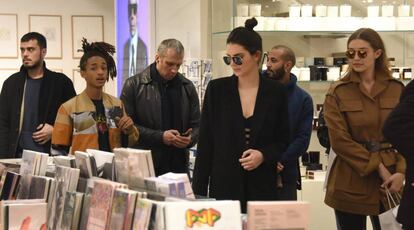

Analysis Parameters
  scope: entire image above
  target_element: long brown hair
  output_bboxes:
[343,28,390,80]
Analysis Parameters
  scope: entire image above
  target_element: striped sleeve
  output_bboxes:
[52,105,73,147]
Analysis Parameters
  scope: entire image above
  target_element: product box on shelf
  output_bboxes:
[398,5,410,17]
[247,201,310,230]
[289,5,301,17]
[327,5,339,17]
[339,4,352,17]
[236,3,249,17]
[306,170,326,180]
[315,5,327,17]
[249,4,261,17]
[367,5,380,17]
[396,17,414,30]
[382,5,394,17]
[301,5,313,17]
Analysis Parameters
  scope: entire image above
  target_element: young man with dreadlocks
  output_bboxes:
[51,39,139,155]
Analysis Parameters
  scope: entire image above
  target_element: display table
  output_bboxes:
[298,178,374,230]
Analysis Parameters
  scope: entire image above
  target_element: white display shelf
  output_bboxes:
[228,16,414,33]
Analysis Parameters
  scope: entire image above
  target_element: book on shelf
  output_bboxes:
[144,177,186,198]
[163,200,242,230]
[247,201,310,230]
[0,199,47,230]
[61,191,84,230]
[48,165,80,230]
[53,155,76,168]
[0,159,21,171]
[75,151,98,179]
[16,174,55,201]
[0,171,20,201]
[159,172,194,199]
[86,149,114,177]
[146,199,165,230]
[109,188,137,230]
[19,150,36,175]
[132,198,153,230]
[20,149,49,176]
[86,178,127,230]
[79,193,91,230]
[113,148,155,189]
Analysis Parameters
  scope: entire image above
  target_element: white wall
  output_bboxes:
[0,0,116,96]
[0,0,212,95]
[154,0,210,60]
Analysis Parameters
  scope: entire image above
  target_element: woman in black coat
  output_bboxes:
[383,80,414,230]
[192,18,290,213]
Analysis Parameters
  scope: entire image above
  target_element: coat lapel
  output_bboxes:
[229,76,246,152]
[249,77,268,147]
[16,70,26,103]
[371,73,390,99]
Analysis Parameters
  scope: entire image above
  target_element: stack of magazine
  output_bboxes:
[144,173,194,199]
[0,150,49,201]
[47,165,80,229]
[0,147,313,229]
[75,177,149,230]
[113,148,155,188]
[54,149,115,179]
[19,150,49,176]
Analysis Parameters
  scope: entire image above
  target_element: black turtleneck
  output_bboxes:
[150,63,183,134]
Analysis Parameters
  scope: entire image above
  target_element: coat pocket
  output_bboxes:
[380,98,399,124]
[380,98,399,109]
[339,100,364,126]
[332,159,369,195]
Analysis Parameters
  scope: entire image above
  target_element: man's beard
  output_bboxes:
[23,58,42,69]
[264,67,285,81]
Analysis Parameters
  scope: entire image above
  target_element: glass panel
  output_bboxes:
[212,0,414,77]
[212,0,234,33]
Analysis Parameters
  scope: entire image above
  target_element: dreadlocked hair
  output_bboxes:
[79,38,117,80]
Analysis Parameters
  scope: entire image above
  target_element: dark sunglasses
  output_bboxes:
[346,49,368,59]
[223,56,243,65]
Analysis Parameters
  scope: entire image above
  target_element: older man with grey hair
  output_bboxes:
[121,38,200,176]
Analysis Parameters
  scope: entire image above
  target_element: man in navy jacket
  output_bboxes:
[263,45,313,200]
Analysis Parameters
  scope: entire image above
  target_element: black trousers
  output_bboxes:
[276,182,297,200]
[402,224,414,230]
[334,209,381,230]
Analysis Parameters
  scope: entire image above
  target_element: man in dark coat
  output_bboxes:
[121,38,200,176]
[383,80,414,230]
[0,32,76,158]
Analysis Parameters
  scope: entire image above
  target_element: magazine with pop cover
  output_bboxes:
[164,200,242,230]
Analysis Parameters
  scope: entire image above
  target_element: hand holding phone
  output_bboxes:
[180,128,192,137]
[172,128,192,148]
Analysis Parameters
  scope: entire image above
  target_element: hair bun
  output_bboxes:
[245,17,258,31]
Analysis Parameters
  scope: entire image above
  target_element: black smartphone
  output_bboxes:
[180,132,190,137]
[181,130,192,137]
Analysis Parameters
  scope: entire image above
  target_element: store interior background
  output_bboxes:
[2,0,414,150]
[0,0,414,229]
[1,0,413,229]
[0,0,210,97]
